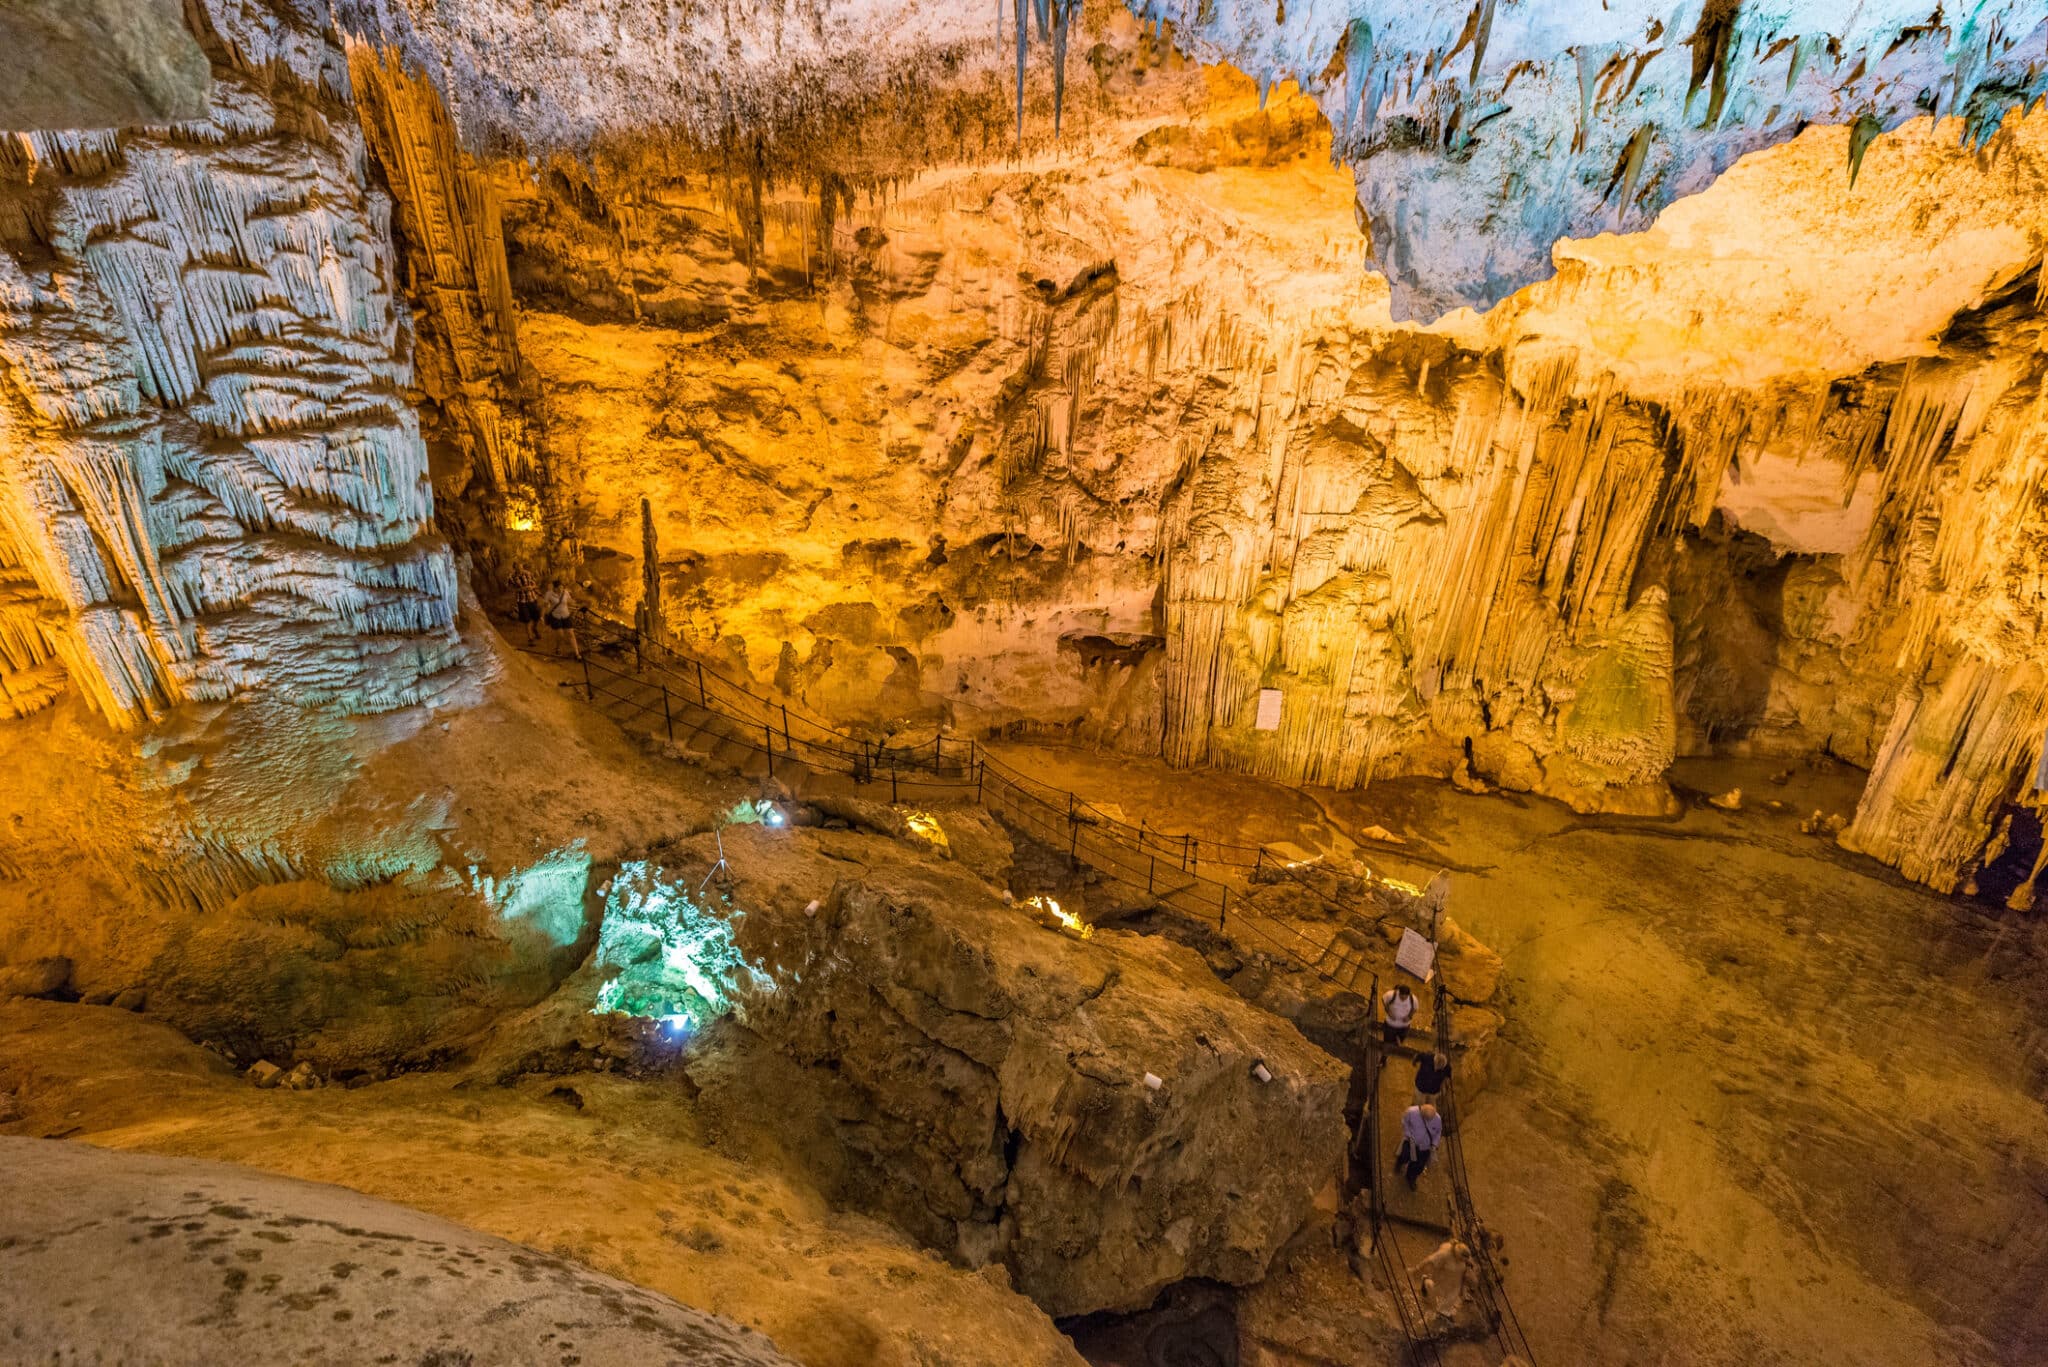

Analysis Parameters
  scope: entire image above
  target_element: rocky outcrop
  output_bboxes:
[0,0,209,131]
[703,823,1350,1317]
[0,0,465,725]
[0,1137,798,1366]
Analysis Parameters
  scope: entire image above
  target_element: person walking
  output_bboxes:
[1410,1237,1472,1324]
[1412,1050,1451,1109]
[510,563,542,646]
[543,579,581,661]
[1381,982,1417,1046]
[1397,1102,1442,1189]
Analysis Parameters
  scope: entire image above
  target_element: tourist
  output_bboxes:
[543,579,581,660]
[510,562,542,645]
[1410,1237,1471,1322]
[1413,1050,1451,1109]
[1398,1102,1441,1189]
[1381,982,1417,1045]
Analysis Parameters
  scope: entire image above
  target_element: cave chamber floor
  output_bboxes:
[988,742,2048,1367]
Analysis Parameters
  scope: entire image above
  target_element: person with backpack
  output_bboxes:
[1381,982,1417,1045]
[509,563,542,645]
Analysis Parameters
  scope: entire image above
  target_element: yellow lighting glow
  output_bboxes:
[504,488,542,533]
[1023,894,1091,939]
[902,810,950,854]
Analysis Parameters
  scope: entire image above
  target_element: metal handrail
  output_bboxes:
[531,618,1532,1360]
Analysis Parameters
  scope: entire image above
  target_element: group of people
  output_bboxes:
[1381,981,1450,1190]
[509,564,581,661]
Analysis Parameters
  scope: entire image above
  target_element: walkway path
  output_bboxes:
[962,740,2048,1367]
[514,611,1535,1363]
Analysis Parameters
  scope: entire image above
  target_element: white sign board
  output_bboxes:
[1394,928,1437,983]
[1254,688,1283,731]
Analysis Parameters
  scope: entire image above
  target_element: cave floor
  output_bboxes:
[991,743,2048,1367]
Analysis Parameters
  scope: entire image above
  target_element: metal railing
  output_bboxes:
[525,610,1534,1361]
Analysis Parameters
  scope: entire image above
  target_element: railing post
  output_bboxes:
[696,660,706,708]
[781,703,790,754]
[633,627,643,674]
[1254,847,1264,873]
[1147,854,1155,894]
[934,734,942,769]
[661,683,673,741]
[764,722,775,778]
[1067,793,1079,870]
[890,764,898,803]
[1220,888,1228,930]
[1189,837,1197,873]
[974,758,984,804]
[581,655,594,702]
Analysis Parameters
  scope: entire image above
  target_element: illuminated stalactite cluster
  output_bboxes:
[0,0,2041,898]
[345,39,533,502]
[341,44,2048,890]
[1146,0,2048,318]
[333,0,2048,321]
[0,0,464,726]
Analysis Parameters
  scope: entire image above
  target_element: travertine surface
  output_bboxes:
[0,1135,799,1367]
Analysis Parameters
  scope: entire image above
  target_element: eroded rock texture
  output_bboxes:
[0,1137,799,1366]
[0,0,463,726]
[0,0,210,132]
[712,824,1351,1317]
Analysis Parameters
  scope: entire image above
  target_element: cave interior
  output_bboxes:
[3,2,2048,1366]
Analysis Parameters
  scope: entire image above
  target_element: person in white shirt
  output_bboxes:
[1381,983,1417,1046]
[542,579,582,661]
[1410,1237,1471,1322]
[1398,1102,1442,1189]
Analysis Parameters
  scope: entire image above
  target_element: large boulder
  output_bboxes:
[709,825,1350,1317]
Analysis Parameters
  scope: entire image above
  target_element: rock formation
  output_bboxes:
[698,822,1352,1317]
[333,0,2048,320]
[0,0,464,727]
[0,1,210,131]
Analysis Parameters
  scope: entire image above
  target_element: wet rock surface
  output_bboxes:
[0,1136,797,1366]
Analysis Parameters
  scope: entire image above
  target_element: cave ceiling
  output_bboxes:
[332,0,2048,320]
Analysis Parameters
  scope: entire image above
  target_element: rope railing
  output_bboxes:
[1431,977,1535,1364]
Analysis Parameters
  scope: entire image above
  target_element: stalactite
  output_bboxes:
[0,6,465,727]
[345,39,531,493]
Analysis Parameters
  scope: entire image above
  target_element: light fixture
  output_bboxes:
[763,805,785,827]
[1250,1060,1273,1084]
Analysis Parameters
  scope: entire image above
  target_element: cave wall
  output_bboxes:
[0,0,2040,898]
[0,0,464,727]
[317,18,2048,888]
